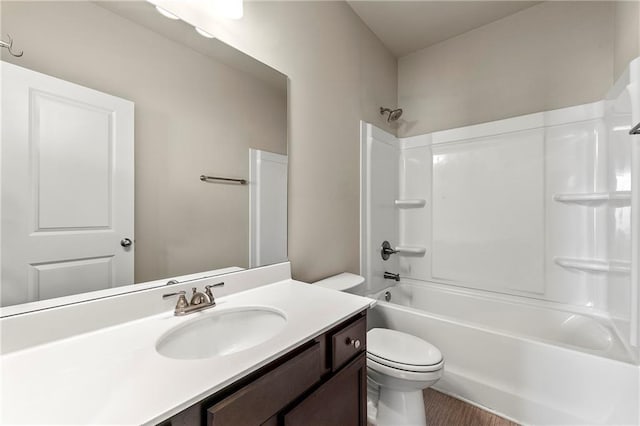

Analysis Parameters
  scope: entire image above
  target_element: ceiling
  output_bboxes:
[347,1,540,57]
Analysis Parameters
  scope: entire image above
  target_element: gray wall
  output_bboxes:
[153,0,399,282]
[397,1,616,137]
[1,1,287,282]
[614,1,640,79]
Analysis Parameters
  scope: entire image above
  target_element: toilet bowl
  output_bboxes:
[313,273,444,426]
[367,327,443,426]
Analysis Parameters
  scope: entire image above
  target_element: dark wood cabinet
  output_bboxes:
[283,353,366,426]
[331,316,366,372]
[161,310,367,426]
[207,343,323,425]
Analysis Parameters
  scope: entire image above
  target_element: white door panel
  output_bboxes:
[1,61,134,306]
[249,149,287,268]
[30,256,114,301]
[35,92,113,229]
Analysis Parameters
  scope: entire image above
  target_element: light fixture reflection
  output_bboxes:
[155,5,180,20]
[212,0,243,19]
[195,27,215,39]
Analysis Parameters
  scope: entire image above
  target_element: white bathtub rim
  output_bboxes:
[383,279,640,359]
[388,278,615,322]
[369,280,637,362]
[373,297,636,365]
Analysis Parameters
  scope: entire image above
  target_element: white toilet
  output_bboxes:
[314,273,444,426]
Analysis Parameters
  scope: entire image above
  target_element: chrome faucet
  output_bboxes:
[163,282,225,316]
[190,287,210,305]
[383,271,400,282]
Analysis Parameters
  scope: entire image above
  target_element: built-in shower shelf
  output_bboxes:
[395,246,426,256]
[395,199,426,208]
[554,257,631,273]
[553,191,631,205]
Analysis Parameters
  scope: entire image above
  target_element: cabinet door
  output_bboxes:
[207,343,322,426]
[283,353,366,426]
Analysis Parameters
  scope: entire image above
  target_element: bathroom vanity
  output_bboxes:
[0,263,374,425]
[164,310,367,426]
[0,2,374,424]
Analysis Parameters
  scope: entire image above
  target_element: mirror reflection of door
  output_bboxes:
[1,62,134,306]
[0,0,288,312]
[249,150,288,268]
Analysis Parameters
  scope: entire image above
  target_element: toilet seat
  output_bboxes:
[367,356,443,383]
[367,352,444,372]
[367,328,443,373]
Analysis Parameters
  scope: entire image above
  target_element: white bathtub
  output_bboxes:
[366,280,640,425]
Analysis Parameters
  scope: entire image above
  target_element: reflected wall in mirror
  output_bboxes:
[1,1,288,309]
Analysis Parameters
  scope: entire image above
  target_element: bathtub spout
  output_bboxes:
[383,272,400,282]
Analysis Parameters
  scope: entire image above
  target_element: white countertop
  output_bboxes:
[0,280,373,425]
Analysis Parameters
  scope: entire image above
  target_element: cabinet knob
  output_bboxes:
[346,337,361,349]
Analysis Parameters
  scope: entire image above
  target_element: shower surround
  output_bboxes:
[360,59,640,424]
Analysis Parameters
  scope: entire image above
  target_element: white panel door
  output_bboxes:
[1,62,134,306]
[249,149,287,268]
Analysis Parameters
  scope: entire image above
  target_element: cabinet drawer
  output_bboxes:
[331,316,366,371]
[207,342,322,426]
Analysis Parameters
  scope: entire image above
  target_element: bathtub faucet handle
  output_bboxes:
[381,241,398,260]
[383,271,400,282]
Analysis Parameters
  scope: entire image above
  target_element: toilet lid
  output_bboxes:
[367,328,442,371]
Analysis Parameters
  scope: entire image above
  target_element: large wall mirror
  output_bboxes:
[0,1,288,312]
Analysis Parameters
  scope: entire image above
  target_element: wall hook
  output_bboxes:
[0,34,23,58]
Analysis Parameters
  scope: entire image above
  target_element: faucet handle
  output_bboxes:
[163,290,189,315]
[163,290,186,299]
[204,282,224,305]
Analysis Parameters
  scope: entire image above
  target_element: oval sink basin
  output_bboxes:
[156,307,287,360]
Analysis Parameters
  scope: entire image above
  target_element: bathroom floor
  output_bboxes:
[422,389,518,426]
[367,389,517,425]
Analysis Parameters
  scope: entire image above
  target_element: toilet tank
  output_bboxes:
[313,272,365,294]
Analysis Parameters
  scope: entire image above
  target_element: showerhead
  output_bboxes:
[380,107,403,122]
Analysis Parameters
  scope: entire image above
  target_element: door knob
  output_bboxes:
[120,238,133,248]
